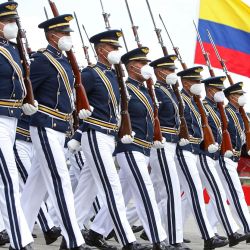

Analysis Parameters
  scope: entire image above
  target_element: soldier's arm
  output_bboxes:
[81,67,96,94]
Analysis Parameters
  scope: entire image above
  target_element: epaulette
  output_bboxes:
[37,48,47,53]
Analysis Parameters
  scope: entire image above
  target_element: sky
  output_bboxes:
[13,0,250,110]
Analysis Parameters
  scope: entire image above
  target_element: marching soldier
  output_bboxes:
[149,55,190,249]
[70,30,136,250]
[216,83,250,243]
[0,2,35,249]
[20,15,90,250]
[199,76,249,246]
[86,48,168,250]
[175,67,228,250]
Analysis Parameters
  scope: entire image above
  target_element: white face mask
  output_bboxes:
[107,50,122,65]
[165,73,178,85]
[140,65,153,80]
[213,91,225,103]
[2,22,18,40]
[190,83,203,95]
[58,36,73,51]
[238,94,247,106]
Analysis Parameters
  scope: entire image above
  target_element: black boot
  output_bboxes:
[84,229,118,249]
[71,244,92,250]
[132,225,144,233]
[122,243,134,250]
[228,232,248,247]
[183,238,191,243]
[204,236,228,250]
[153,243,164,250]
[44,226,61,245]
[105,229,118,242]
[133,242,152,250]
[59,237,68,250]
[140,230,149,241]
[214,233,227,241]
[9,243,34,250]
[0,230,9,246]
[171,242,192,249]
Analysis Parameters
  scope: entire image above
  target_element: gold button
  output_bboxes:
[10,110,13,114]
[12,76,15,80]
[58,91,60,95]
[53,123,57,127]
[13,94,15,97]
[56,109,59,111]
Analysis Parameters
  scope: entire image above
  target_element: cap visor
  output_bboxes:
[54,27,74,32]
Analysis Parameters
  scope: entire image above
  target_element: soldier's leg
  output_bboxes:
[150,143,183,245]
[0,116,33,249]
[217,157,250,233]
[26,126,84,248]
[175,148,215,240]
[82,130,136,246]
[197,154,239,236]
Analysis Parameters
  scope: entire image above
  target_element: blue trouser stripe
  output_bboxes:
[176,148,210,240]
[157,148,176,244]
[0,148,22,249]
[38,127,77,248]
[125,151,160,243]
[88,130,129,246]
[199,154,233,236]
[219,157,250,233]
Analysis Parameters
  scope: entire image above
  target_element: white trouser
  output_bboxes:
[14,139,55,233]
[21,127,84,248]
[217,157,250,233]
[0,116,33,249]
[175,148,214,240]
[74,130,135,246]
[150,143,183,244]
[197,155,239,236]
[90,151,167,244]
[0,210,5,232]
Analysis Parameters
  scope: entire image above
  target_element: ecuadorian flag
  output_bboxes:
[194,0,250,77]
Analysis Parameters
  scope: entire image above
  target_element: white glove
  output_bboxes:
[179,138,190,146]
[79,105,94,119]
[22,100,38,115]
[208,143,219,153]
[224,150,233,158]
[248,150,250,156]
[121,131,135,144]
[67,139,81,153]
[152,137,166,149]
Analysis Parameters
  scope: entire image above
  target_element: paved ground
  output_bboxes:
[1,213,249,250]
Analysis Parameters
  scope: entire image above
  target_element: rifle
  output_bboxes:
[143,0,189,142]
[11,1,35,106]
[207,29,250,154]
[48,0,90,119]
[99,0,111,30]
[157,12,216,151]
[193,21,233,157]
[82,24,98,60]
[97,1,132,140]
[124,0,163,143]
[73,11,91,65]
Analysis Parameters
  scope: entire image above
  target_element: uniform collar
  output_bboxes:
[96,61,112,71]
[46,44,63,57]
[127,77,144,88]
[0,37,9,45]
[155,80,170,88]
[204,96,216,107]
[228,102,240,113]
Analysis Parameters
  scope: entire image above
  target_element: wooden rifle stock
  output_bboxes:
[114,64,132,139]
[15,13,34,105]
[146,78,163,142]
[48,0,90,131]
[193,95,215,150]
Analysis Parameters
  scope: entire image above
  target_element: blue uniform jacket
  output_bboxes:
[226,103,245,162]
[115,78,154,157]
[79,62,120,136]
[29,45,74,133]
[200,97,222,160]
[0,37,25,118]
[177,89,202,154]
[155,81,179,143]
[16,115,31,142]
